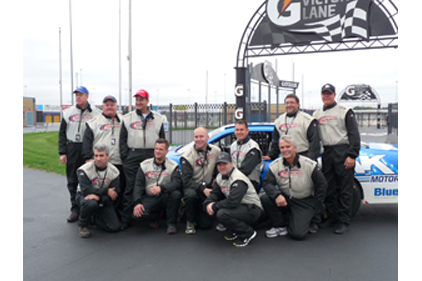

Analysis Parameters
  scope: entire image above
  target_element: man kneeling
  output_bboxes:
[76,144,120,238]
[131,139,182,234]
[204,152,265,247]
[261,135,326,240]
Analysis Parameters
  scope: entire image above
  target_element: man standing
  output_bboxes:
[264,94,320,161]
[181,127,221,234]
[119,89,166,230]
[82,95,125,212]
[230,120,262,193]
[313,83,360,234]
[76,144,120,238]
[131,139,182,234]
[204,152,265,247]
[261,136,326,240]
[59,86,101,223]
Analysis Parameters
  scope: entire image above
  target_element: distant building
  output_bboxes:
[23,97,36,127]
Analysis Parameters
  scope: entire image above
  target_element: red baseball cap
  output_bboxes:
[133,89,149,100]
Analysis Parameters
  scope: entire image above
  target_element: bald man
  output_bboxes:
[180,127,221,234]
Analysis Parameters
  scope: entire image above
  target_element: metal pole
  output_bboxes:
[118,0,122,112]
[258,81,262,122]
[169,103,173,144]
[205,70,208,106]
[69,0,74,105]
[128,0,133,111]
[268,84,271,121]
[59,28,63,121]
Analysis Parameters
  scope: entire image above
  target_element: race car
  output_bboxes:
[167,123,398,215]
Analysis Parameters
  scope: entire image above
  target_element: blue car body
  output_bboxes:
[167,123,398,208]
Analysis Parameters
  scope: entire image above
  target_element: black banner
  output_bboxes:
[251,0,396,46]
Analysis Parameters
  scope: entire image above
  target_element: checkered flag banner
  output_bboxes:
[250,0,396,47]
[289,0,369,42]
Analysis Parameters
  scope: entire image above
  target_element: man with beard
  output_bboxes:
[264,94,319,161]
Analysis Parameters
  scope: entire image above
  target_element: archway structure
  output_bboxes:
[234,0,398,121]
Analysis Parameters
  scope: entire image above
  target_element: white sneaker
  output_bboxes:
[265,227,288,238]
[185,221,196,235]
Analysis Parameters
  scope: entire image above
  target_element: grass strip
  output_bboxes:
[23,132,66,175]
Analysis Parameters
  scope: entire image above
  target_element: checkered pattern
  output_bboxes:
[289,0,369,42]
[250,0,371,46]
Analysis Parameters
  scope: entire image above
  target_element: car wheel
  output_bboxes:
[351,179,362,217]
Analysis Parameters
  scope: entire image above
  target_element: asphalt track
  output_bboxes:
[23,166,398,281]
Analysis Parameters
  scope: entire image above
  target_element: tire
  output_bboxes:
[351,179,362,217]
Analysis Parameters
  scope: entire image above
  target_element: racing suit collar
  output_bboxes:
[136,109,153,119]
[153,158,166,170]
[237,136,250,145]
[286,110,299,118]
[76,102,92,112]
[95,164,107,172]
[102,113,121,122]
[194,144,212,153]
[221,167,235,180]
[282,153,301,169]
[323,102,337,111]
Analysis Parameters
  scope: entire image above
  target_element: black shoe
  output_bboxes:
[67,212,79,223]
[233,231,257,247]
[309,223,318,234]
[120,222,130,231]
[78,226,91,238]
[224,233,238,241]
[319,218,337,229]
[149,221,160,229]
[334,223,349,234]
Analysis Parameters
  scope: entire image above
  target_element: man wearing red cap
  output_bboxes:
[119,89,166,230]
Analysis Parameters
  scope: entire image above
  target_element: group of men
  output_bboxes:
[58,83,360,247]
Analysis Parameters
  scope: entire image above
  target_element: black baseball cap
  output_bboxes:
[321,83,336,94]
[216,152,232,164]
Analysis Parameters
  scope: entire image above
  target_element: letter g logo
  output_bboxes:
[267,0,301,27]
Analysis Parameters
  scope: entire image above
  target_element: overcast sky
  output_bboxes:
[21,0,400,109]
